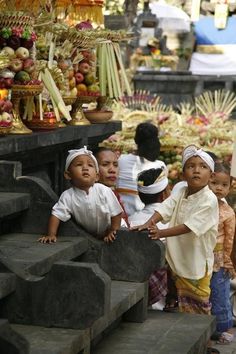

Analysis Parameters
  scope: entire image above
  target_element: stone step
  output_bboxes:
[0,233,89,279]
[0,192,30,218]
[11,280,148,354]
[91,310,216,354]
[0,273,16,300]
[91,281,147,340]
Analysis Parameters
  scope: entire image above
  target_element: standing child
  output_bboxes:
[38,146,123,244]
[132,144,219,316]
[209,162,236,344]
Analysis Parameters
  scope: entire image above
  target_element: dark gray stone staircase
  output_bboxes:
[0,160,216,354]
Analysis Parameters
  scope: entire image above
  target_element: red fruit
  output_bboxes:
[78,62,90,74]
[81,50,92,62]
[23,58,35,73]
[9,59,23,73]
[7,35,21,50]
[4,78,13,88]
[75,72,84,83]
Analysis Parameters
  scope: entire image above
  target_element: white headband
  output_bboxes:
[138,169,169,194]
[182,145,214,172]
[65,146,99,172]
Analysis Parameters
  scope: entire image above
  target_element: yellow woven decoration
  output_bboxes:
[71,4,104,24]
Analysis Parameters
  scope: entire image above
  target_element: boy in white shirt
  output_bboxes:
[39,146,123,244]
[132,145,219,315]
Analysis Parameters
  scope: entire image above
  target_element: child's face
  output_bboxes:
[183,156,212,194]
[209,172,231,200]
[65,154,98,190]
[96,151,118,188]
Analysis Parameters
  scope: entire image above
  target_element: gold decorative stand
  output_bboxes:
[10,85,43,134]
[68,96,97,126]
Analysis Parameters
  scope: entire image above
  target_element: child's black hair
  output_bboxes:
[214,162,230,174]
[134,122,161,162]
[204,150,219,162]
[137,168,165,205]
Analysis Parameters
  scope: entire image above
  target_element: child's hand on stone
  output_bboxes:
[38,235,57,244]
[104,230,117,243]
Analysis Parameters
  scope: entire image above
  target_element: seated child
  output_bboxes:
[209,162,236,344]
[129,167,170,307]
[132,144,219,316]
[38,146,123,244]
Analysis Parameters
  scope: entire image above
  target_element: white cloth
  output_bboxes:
[138,168,168,194]
[182,145,214,172]
[65,146,99,172]
[116,154,166,216]
[52,183,123,237]
[171,181,187,196]
[129,203,169,234]
[155,184,219,279]
[190,50,236,75]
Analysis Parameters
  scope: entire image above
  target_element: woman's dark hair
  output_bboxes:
[93,146,113,159]
[134,122,160,161]
[137,168,164,205]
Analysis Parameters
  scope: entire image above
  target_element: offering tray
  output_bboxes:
[10,84,43,134]
[11,84,43,98]
[68,95,98,126]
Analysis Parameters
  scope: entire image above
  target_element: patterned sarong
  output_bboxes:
[174,271,212,315]
[148,268,168,305]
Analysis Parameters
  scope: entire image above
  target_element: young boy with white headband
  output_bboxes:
[39,146,123,244]
[132,144,219,317]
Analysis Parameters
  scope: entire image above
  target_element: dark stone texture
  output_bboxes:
[12,324,90,354]
[81,229,165,282]
[0,262,111,330]
[92,310,216,354]
[0,192,30,218]
[0,273,16,299]
[0,233,88,279]
[91,281,147,340]
[0,319,29,354]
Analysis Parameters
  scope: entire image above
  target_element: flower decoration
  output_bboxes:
[0,27,37,42]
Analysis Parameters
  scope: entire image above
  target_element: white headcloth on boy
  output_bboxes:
[182,144,214,172]
[65,146,99,172]
[137,168,169,194]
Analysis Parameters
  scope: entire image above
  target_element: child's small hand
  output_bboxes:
[38,235,57,244]
[148,220,161,240]
[104,230,117,243]
[130,221,150,231]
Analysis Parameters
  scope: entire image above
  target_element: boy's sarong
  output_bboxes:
[174,271,211,315]
[148,268,167,305]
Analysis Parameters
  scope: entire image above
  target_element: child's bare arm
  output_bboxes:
[38,215,61,243]
[104,213,122,243]
[130,211,163,231]
[148,220,191,240]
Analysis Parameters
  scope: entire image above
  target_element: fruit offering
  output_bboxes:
[0,26,39,87]
[0,97,13,130]
[74,21,100,97]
